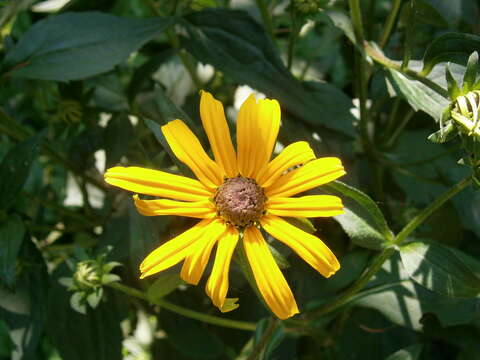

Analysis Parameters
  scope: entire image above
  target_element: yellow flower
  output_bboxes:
[104,91,346,319]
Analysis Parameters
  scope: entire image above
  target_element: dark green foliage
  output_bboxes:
[1,0,480,359]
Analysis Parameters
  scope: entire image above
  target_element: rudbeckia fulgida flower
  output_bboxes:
[104,91,346,319]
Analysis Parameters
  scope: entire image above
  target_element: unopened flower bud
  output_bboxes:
[450,90,480,140]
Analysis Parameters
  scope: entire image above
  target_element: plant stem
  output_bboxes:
[394,175,473,245]
[107,282,257,331]
[287,7,298,70]
[349,0,365,44]
[378,0,402,48]
[246,318,279,360]
[255,0,275,44]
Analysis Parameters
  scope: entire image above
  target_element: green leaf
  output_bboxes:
[47,265,126,360]
[351,255,480,331]
[147,273,183,301]
[0,240,48,360]
[385,344,423,360]
[390,130,465,205]
[70,291,87,314]
[386,68,449,122]
[411,0,448,28]
[400,241,480,298]
[337,308,417,359]
[421,32,480,76]
[4,12,174,81]
[462,51,478,92]
[0,214,25,288]
[181,9,355,136]
[321,181,393,250]
[0,131,44,210]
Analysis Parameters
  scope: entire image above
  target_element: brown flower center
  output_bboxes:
[214,176,266,228]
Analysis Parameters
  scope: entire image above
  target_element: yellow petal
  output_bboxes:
[200,91,238,177]
[243,226,299,320]
[266,195,344,217]
[205,227,239,310]
[266,158,345,198]
[133,195,216,219]
[105,166,212,201]
[162,120,223,189]
[140,219,213,278]
[256,141,315,187]
[237,96,281,178]
[261,215,340,278]
[180,220,227,285]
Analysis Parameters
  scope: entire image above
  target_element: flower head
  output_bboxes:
[104,91,346,319]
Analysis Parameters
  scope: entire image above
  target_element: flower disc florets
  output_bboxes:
[214,176,266,228]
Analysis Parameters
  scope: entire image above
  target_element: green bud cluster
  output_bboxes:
[429,52,480,144]
[60,249,121,314]
[450,90,480,139]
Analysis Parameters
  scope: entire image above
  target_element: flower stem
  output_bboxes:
[378,0,402,48]
[107,282,256,331]
[246,318,279,360]
[394,175,473,245]
[349,0,365,44]
[287,7,298,70]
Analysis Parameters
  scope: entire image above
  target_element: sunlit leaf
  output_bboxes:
[400,241,480,298]
[322,181,394,249]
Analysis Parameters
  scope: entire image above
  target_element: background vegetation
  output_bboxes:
[1,0,480,359]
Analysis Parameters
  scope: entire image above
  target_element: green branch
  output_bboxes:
[255,0,275,45]
[378,0,402,48]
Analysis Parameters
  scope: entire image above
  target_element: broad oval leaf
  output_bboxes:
[322,181,393,250]
[351,255,480,331]
[421,32,480,76]
[400,241,480,298]
[181,9,355,136]
[4,12,173,81]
